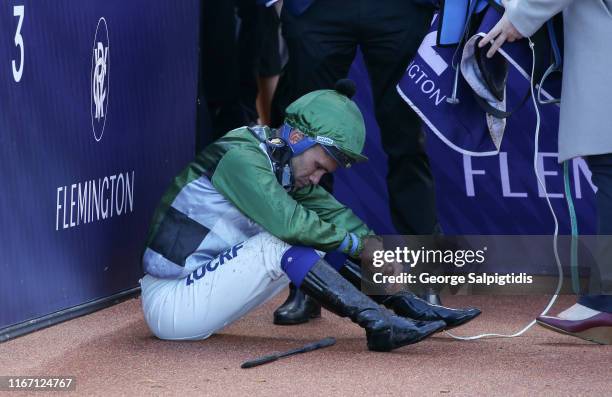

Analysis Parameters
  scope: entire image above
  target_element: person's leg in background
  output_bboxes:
[269,0,360,324]
[200,0,252,141]
[359,0,442,303]
[359,0,437,236]
[270,1,358,128]
[236,0,263,125]
[580,154,612,313]
[537,153,612,344]
[255,5,282,125]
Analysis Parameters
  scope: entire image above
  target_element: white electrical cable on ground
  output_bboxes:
[445,38,564,340]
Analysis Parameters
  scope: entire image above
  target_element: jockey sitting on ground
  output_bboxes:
[139,79,480,351]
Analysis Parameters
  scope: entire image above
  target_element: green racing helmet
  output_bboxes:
[282,79,368,168]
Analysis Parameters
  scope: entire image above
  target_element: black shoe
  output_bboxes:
[301,259,445,352]
[383,291,481,330]
[339,260,481,329]
[273,283,321,325]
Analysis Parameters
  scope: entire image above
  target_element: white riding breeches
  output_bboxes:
[140,232,291,340]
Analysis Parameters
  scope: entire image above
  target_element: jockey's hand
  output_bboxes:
[359,236,404,294]
[479,2,524,58]
[360,235,384,270]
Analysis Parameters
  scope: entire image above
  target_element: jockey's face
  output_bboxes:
[290,145,338,189]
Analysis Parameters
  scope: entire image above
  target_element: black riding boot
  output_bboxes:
[339,261,481,329]
[273,283,321,325]
[300,259,445,352]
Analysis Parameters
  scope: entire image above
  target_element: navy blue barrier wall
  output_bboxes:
[0,1,199,332]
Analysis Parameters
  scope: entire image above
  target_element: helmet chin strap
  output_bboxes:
[284,157,298,192]
[247,125,298,191]
[271,144,296,192]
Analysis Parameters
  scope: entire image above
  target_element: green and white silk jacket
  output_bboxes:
[142,126,372,279]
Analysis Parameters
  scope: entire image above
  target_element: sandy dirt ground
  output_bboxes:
[1,293,610,396]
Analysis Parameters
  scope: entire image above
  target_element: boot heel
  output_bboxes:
[365,327,394,352]
[310,304,322,318]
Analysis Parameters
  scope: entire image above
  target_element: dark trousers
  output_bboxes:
[271,0,439,234]
[578,154,612,313]
[198,0,264,148]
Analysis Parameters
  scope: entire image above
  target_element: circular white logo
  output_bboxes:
[91,17,110,142]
